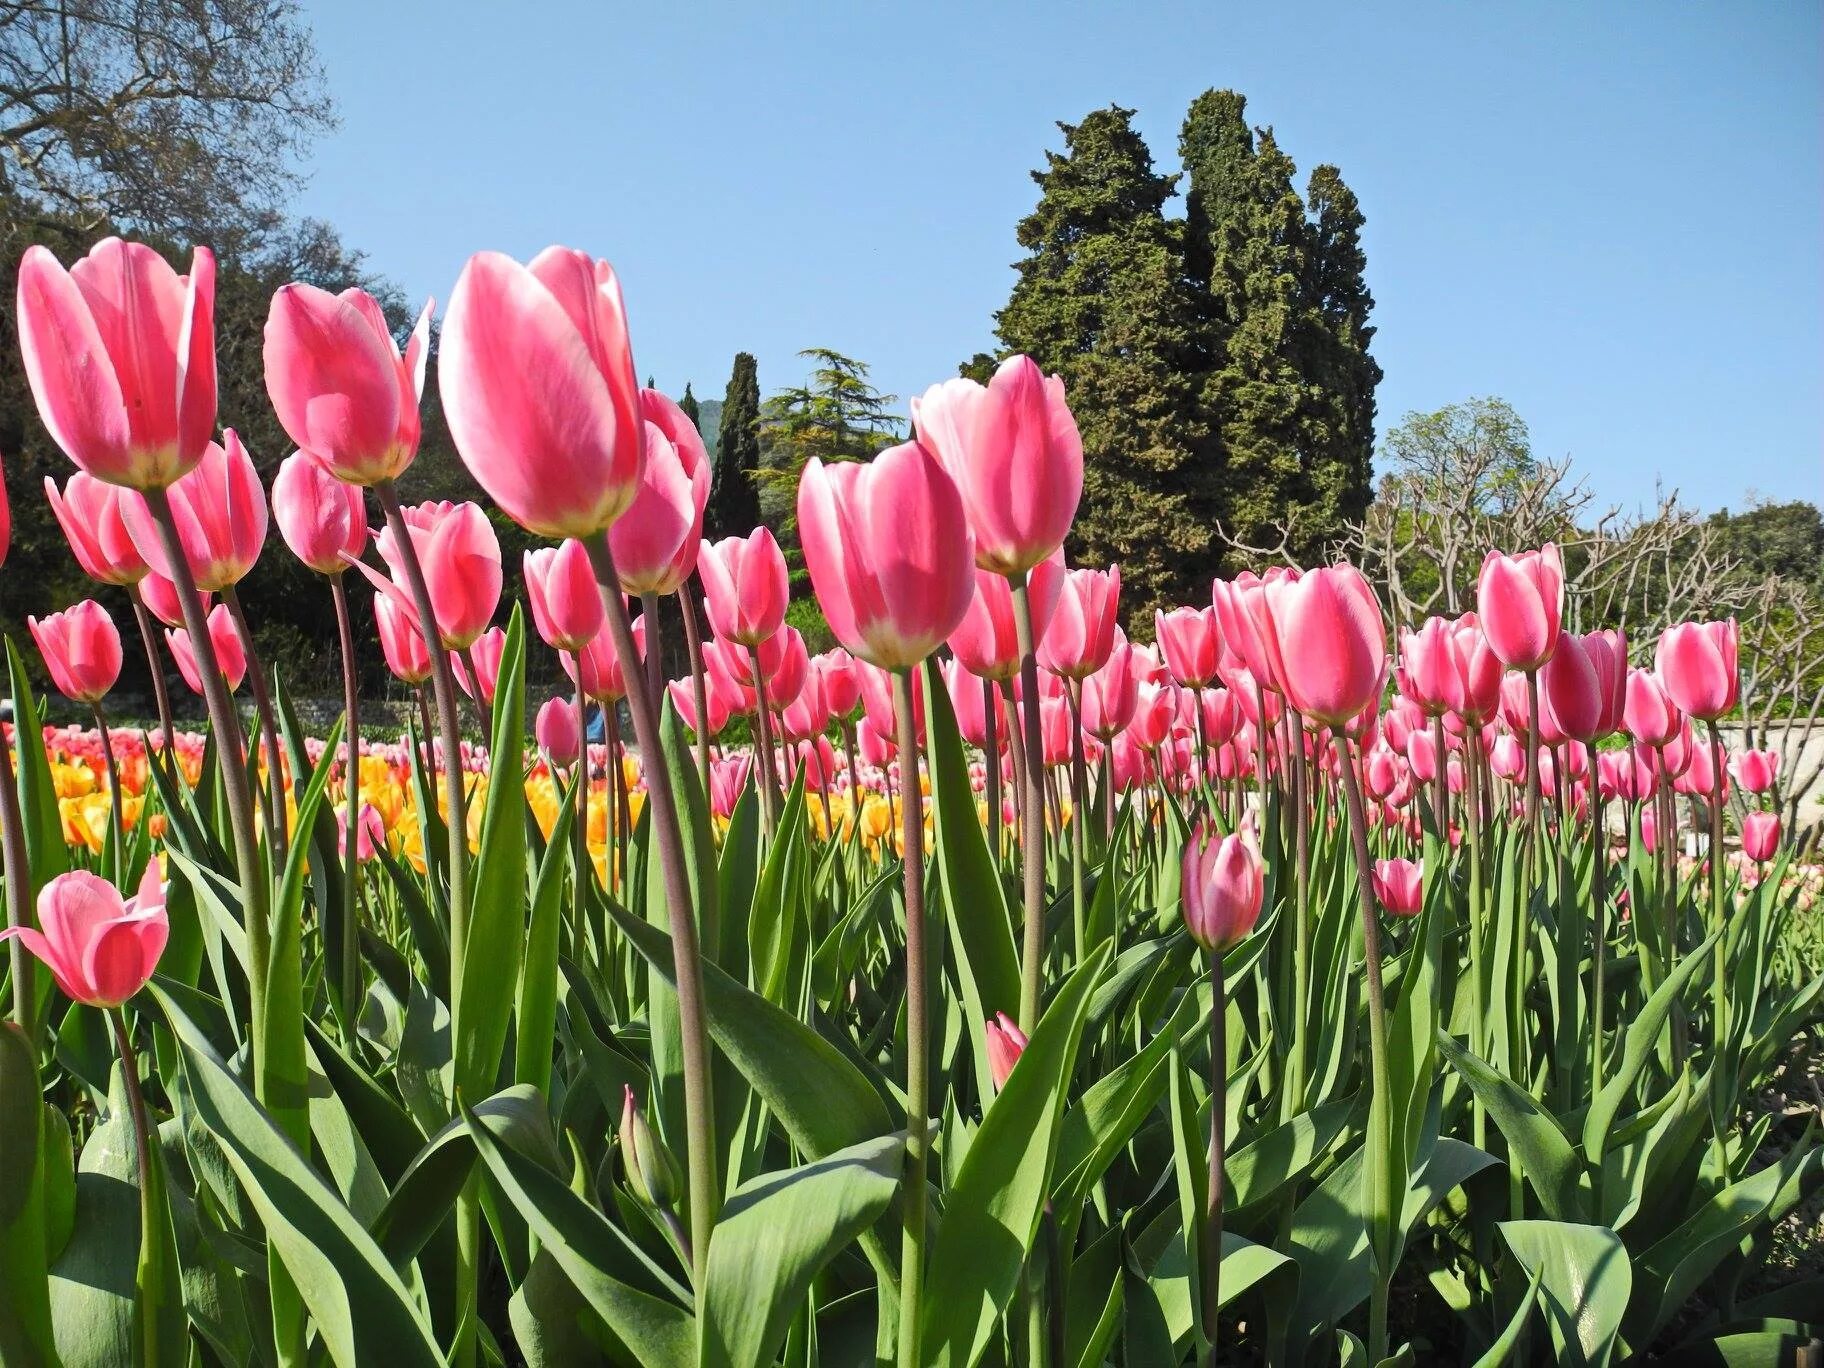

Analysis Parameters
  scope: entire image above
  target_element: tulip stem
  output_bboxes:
[0,721,35,1040]
[331,574,363,1030]
[891,667,930,1368]
[108,1006,162,1368]
[1465,738,1489,1153]
[1011,574,1048,1034]
[1066,679,1089,964]
[749,645,781,837]
[678,590,713,805]
[983,678,1003,865]
[1338,743,1396,1365]
[571,664,591,967]
[584,533,718,1287]
[127,585,180,793]
[222,586,288,866]
[640,594,665,707]
[1286,705,1312,1120]
[1589,789,1607,1097]
[1706,720,1728,1056]
[91,703,126,888]
[1203,948,1228,1366]
[458,644,492,738]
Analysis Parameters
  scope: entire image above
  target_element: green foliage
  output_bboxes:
[706,352,765,543]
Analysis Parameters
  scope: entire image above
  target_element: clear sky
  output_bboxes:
[294,1,1821,514]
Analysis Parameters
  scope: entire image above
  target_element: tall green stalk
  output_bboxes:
[1011,573,1048,1033]
[892,668,931,1368]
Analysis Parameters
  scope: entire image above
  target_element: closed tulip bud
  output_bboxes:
[1211,569,1297,693]
[797,442,975,671]
[123,430,268,590]
[949,553,1064,681]
[1398,617,1456,716]
[818,649,862,718]
[1371,858,1425,917]
[524,540,605,653]
[1201,688,1241,746]
[535,695,581,768]
[984,1011,1029,1092]
[452,626,506,706]
[940,659,989,747]
[1539,629,1627,743]
[1406,728,1439,784]
[272,451,367,574]
[1639,805,1659,853]
[371,501,502,650]
[731,626,809,711]
[29,601,123,704]
[1741,811,1780,864]
[1128,681,1176,750]
[1182,824,1265,952]
[264,283,430,486]
[1364,746,1405,801]
[1261,565,1387,728]
[1040,565,1122,680]
[1624,668,1682,747]
[1,865,167,1007]
[1438,613,1503,722]
[1490,733,1526,782]
[338,803,387,864]
[1476,544,1564,671]
[568,616,645,703]
[137,568,207,629]
[167,605,245,694]
[1673,736,1728,800]
[608,393,711,596]
[708,754,753,820]
[16,239,216,489]
[618,1086,683,1209]
[911,355,1082,576]
[780,662,834,743]
[1732,749,1780,794]
[46,474,147,585]
[1501,670,1566,747]
[1654,619,1739,722]
[375,593,432,685]
[1081,640,1140,741]
[698,529,790,648]
[442,249,643,538]
[1156,606,1222,689]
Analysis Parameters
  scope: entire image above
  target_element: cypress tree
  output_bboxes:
[706,353,763,540]
[995,107,1214,626]
[678,381,700,430]
[1299,165,1381,529]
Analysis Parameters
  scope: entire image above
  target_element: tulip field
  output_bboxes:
[1,237,1821,1368]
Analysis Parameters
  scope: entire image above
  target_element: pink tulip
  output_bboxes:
[709,755,753,820]
[1363,746,1406,802]
[780,662,834,742]
[536,695,581,768]
[911,355,1082,576]
[857,657,925,743]
[1638,805,1659,853]
[15,238,216,489]
[1539,629,1627,742]
[1490,733,1526,783]
[1039,565,1121,680]
[1598,751,1654,803]
[122,430,267,590]
[569,616,645,703]
[1673,736,1728,801]
[371,501,501,649]
[701,637,758,716]
[1156,606,1222,689]
[1732,749,1779,794]
[375,593,432,685]
[1127,680,1175,749]
[1660,721,1695,779]
[1476,544,1563,672]
[1406,728,1440,784]
[669,670,735,740]
[1741,811,1780,864]
[1201,688,1241,747]
[272,451,367,575]
[337,804,387,864]
[1435,614,1502,723]
[797,442,975,671]
[1624,668,1682,747]
[609,392,711,596]
[29,601,123,704]
[524,540,605,653]
[166,605,245,694]
[949,552,1065,681]
[940,658,991,747]
[1371,858,1424,917]
[698,529,789,648]
[0,865,167,1008]
[137,569,209,629]
[1655,620,1739,722]
[1081,640,1140,741]
[45,474,147,585]
[1181,824,1264,952]
[263,283,430,486]
[1500,671,1565,747]
[440,248,643,538]
[1261,565,1386,729]
[452,626,507,706]
[818,650,862,718]
[984,1011,1029,1092]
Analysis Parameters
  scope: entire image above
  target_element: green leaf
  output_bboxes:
[1436,1030,1587,1222]
[1468,1264,1543,1368]
[0,1022,58,1366]
[150,982,443,1366]
[918,944,1111,1368]
[1498,1221,1631,1367]
[699,1133,904,1368]
[517,765,579,1094]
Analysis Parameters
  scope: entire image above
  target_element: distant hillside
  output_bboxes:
[696,398,723,463]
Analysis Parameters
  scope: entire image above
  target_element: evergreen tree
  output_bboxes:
[1299,165,1382,531]
[995,107,1215,626]
[678,381,700,430]
[705,353,764,541]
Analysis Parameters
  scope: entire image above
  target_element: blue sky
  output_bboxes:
[295,1,1820,514]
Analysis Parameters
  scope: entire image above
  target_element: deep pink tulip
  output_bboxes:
[536,695,581,768]
[911,355,1082,577]
[122,430,267,590]
[1639,804,1659,853]
[1476,544,1564,672]
[370,501,501,649]
[29,601,123,704]
[797,442,975,671]
[818,649,862,719]
[1372,858,1425,917]
[524,540,605,653]
[709,754,754,820]
[1156,606,1222,689]
[1261,565,1386,729]
[984,1011,1029,1092]
[1436,614,1503,722]
[729,626,810,710]
[136,568,208,629]
[375,593,432,686]
[1201,687,1241,746]
[337,803,387,864]
[1398,617,1456,717]
[608,392,710,597]
[1081,640,1140,741]
[1539,629,1627,743]
[1655,619,1739,722]
[1490,733,1526,783]
[263,283,430,486]
[1364,746,1406,802]
[1741,811,1780,864]
[453,626,507,706]
[1673,736,1728,801]
[668,673,734,740]
[949,552,1064,682]
[45,474,147,585]
[699,529,789,648]
[1624,668,1682,747]
[440,248,643,538]
[272,451,367,575]
[166,605,245,694]
[1182,824,1264,952]
[1039,565,1121,680]
[940,658,990,747]
[569,616,645,703]
[16,238,216,489]
[0,865,167,1008]
[1732,749,1780,794]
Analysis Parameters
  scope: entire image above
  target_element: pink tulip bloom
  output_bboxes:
[263,283,430,486]
[1500,670,1566,747]
[1405,728,1439,784]
[1156,605,1222,689]
[1182,824,1264,952]
[524,540,605,653]
[1489,733,1526,783]
[122,430,267,590]
[1372,858,1424,917]
[535,695,581,768]
[166,605,245,694]
[1201,688,1241,747]
[818,650,862,719]
[856,657,925,743]
[1673,736,1728,800]
[569,616,645,703]
[709,754,754,820]
[1655,619,1739,722]
[608,392,711,596]
[375,593,432,685]
[1624,668,1682,747]
[940,658,991,747]
[29,601,123,704]
[370,501,501,650]
[702,637,758,716]
[1081,640,1140,741]
[911,355,1082,577]
[1127,680,1176,749]
[136,568,209,629]
[1741,811,1780,864]
[1732,749,1780,794]
[949,552,1065,682]
[272,451,367,575]
[780,662,834,743]
[337,803,388,864]
[0,865,167,1008]
[668,673,734,740]
[797,442,975,672]
[441,248,643,538]
[1476,544,1564,672]
[16,239,216,490]
[1539,629,1627,743]
[1436,614,1503,723]
[1261,565,1386,729]
[984,1011,1029,1092]
[45,474,147,585]
[1638,805,1659,853]
[699,529,789,648]
[726,626,810,711]
[1363,746,1406,802]
[1039,565,1121,680]
[1398,617,1457,716]
[453,626,507,706]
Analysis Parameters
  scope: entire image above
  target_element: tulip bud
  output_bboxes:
[1371,858,1424,917]
[1181,824,1265,953]
[1741,811,1780,864]
[1732,748,1779,795]
[984,1011,1029,1092]
[618,1086,682,1210]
